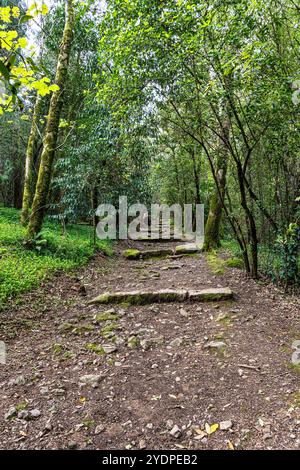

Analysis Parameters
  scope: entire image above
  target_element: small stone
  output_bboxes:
[139,439,146,449]
[94,424,105,435]
[18,410,29,420]
[179,308,188,317]
[53,388,66,396]
[67,441,77,449]
[166,419,174,429]
[102,344,117,354]
[170,424,182,438]
[40,387,49,395]
[44,421,53,432]
[220,420,233,430]
[8,375,25,386]
[30,409,41,419]
[79,374,103,387]
[169,337,183,348]
[140,337,164,350]
[5,406,17,420]
[204,340,226,350]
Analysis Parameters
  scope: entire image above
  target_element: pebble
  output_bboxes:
[79,374,103,387]
[4,406,16,420]
[220,420,233,430]
[8,375,25,386]
[169,337,183,348]
[170,425,182,438]
[204,340,226,350]
[94,424,105,435]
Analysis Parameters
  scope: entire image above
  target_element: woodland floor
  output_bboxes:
[0,240,299,450]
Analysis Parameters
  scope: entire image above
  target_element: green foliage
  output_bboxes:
[0,207,112,309]
[274,224,300,286]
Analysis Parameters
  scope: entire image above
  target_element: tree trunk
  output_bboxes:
[203,153,227,250]
[27,0,75,238]
[20,94,42,226]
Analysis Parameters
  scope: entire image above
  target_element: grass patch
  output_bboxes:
[0,207,112,309]
[206,251,226,275]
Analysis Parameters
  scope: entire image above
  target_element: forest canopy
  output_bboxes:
[0,0,299,286]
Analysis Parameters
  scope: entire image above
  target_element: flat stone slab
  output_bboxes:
[89,289,188,305]
[90,287,234,305]
[175,243,203,255]
[122,248,173,260]
[189,287,234,302]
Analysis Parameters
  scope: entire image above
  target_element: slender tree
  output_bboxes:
[20,94,42,226]
[27,0,75,238]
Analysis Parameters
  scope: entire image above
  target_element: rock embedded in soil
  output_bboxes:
[90,289,188,305]
[94,424,105,435]
[175,243,203,255]
[220,420,233,430]
[189,287,234,302]
[169,337,183,348]
[4,406,17,420]
[102,344,117,354]
[170,424,182,438]
[140,336,164,350]
[204,340,226,350]
[79,374,103,387]
[122,248,173,260]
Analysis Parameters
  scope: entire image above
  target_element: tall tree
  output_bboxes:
[20,94,42,226]
[27,0,75,238]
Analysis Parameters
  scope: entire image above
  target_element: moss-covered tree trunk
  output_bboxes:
[27,0,75,238]
[203,152,227,251]
[20,94,42,226]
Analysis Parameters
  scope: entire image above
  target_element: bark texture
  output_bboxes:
[27,0,75,238]
[20,94,42,226]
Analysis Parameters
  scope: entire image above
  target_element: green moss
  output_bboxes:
[289,363,300,373]
[85,342,105,355]
[206,251,226,275]
[15,402,28,412]
[122,249,141,260]
[72,323,94,335]
[100,322,120,338]
[291,391,300,407]
[127,335,140,348]
[94,311,119,323]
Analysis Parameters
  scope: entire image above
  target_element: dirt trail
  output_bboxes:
[0,241,299,449]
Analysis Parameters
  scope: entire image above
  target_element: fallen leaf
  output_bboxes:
[205,422,219,435]
[227,440,235,450]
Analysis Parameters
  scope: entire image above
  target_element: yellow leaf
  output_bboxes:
[0,7,11,23]
[227,440,235,450]
[41,4,49,15]
[12,7,20,18]
[17,37,27,48]
[48,84,60,92]
[205,422,219,435]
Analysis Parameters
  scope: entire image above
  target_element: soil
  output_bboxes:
[0,241,299,450]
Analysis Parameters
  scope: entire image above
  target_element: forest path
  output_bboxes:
[0,241,299,449]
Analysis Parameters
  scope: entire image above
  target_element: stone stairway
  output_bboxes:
[90,241,234,305]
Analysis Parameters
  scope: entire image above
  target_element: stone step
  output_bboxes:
[122,248,173,260]
[122,242,203,260]
[89,287,234,305]
[189,287,234,301]
[175,243,203,255]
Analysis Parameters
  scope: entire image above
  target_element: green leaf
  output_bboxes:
[0,61,10,81]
